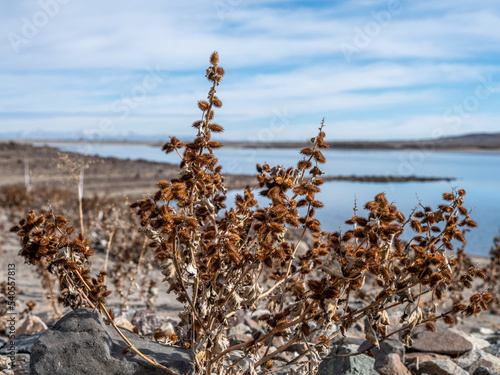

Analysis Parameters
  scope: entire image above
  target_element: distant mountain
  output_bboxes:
[1,131,500,150]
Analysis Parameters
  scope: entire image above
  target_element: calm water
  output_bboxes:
[36,142,500,256]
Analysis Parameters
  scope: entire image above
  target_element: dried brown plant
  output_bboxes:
[11,209,175,374]
[9,51,493,375]
[129,52,492,374]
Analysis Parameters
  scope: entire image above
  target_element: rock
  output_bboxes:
[409,359,469,375]
[242,315,262,332]
[484,343,500,357]
[469,336,492,351]
[15,316,47,338]
[30,308,194,375]
[405,352,450,364]
[114,318,136,332]
[12,369,30,374]
[0,333,43,355]
[12,354,30,372]
[0,353,30,373]
[453,328,491,350]
[131,309,177,336]
[410,327,473,355]
[473,366,500,375]
[317,344,375,375]
[358,338,405,363]
[375,353,411,375]
[229,333,252,346]
[0,355,10,370]
[229,322,251,336]
[472,327,496,336]
[457,349,500,373]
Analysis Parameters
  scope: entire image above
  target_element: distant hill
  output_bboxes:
[222,132,500,150]
[327,132,500,150]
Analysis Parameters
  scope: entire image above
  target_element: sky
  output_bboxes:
[1,0,499,142]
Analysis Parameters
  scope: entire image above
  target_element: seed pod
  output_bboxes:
[122,346,132,356]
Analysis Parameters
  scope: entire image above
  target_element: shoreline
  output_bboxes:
[0,142,457,199]
[2,138,500,152]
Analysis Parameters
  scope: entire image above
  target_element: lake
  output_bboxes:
[35,142,500,256]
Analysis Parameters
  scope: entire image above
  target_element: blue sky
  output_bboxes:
[1,0,499,141]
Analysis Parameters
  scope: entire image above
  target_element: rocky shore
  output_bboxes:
[1,305,500,374]
[0,142,456,201]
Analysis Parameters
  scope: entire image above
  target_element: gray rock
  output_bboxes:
[473,366,500,375]
[30,308,194,375]
[358,338,405,363]
[457,349,500,373]
[472,327,495,336]
[404,352,450,364]
[485,343,500,357]
[317,344,375,375]
[0,333,43,354]
[409,359,469,375]
[375,353,411,375]
[131,309,178,336]
[410,327,473,355]
[0,355,10,370]
[228,322,251,336]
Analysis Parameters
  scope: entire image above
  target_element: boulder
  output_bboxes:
[30,308,194,375]
[375,353,411,375]
[409,327,473,355]
[317,344,375,375]
[409,359,468,375]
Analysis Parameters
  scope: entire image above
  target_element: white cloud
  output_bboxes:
[0,0,499,140]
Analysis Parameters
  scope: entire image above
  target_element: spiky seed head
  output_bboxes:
[210,51,219,65]
[198,100,209,111]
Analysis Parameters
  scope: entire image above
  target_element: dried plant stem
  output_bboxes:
[327,309,456,360]
[171,239,208,333]
[41,263,62,319]
[211,302,315,365]
[103,217,119,272]
[71,269,178,375]
[119,235,148,315]
[245,335,302,374]
[77,167,85,236]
